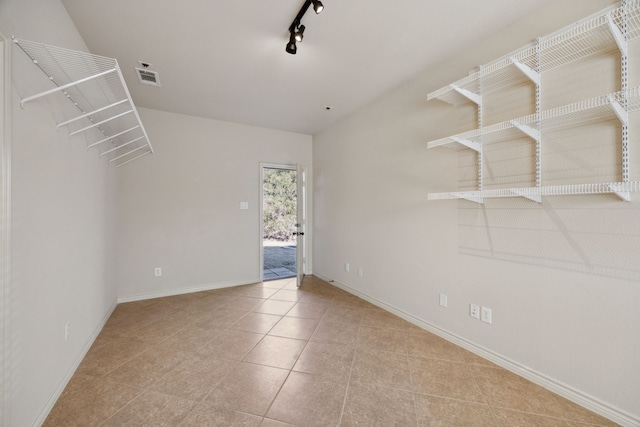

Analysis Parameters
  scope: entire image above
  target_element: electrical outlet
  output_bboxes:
[481,306,492,324]
[470,304,480,319]
[439,294,448,308]
[155,267,162,277]
[358,267,364,277]
[345,262,350,272]
[64,322,70,341]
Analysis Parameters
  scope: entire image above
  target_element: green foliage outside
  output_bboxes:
[263,168,297,241]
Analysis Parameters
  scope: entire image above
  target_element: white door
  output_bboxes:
[295,165,306,287]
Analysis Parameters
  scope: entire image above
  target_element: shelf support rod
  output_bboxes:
[99,136,146,157]
[19,68,117,108]
[108,145,149,163]
[607,183,630,201]
[608,95,628,125]
[510,120,541,142]
[607,13,628,57]
[456,193,483,204]
[509,57,540,85]
[87,125,140,148]
[451,85,481,105]
[451,136,481,152]
[116,150,152,168]
[56,99,129,129]
[69,110,134,137]
[510,188,541,203]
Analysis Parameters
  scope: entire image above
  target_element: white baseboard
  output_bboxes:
[117,278,260,303]
[313,272,639,427]
[33,301,118,427]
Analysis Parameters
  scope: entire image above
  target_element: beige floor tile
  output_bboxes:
[293,341,355,382]
[75,336,152,378]
[414,394,498,427]
[341,381,417,426]
[101,390,197,426]
[259,418,296,426]
[322,306,364,324]
[266,372,348,426]
[243,335,307,369]
[552,395,621,426]
[468,365,566,417]
[409,356,486,403]
[492,408,581,426]
[43,375,143,426]
[149,355,238,401]
[357,325,408,354]
[350,348,413,391]
[222,296,267,312]
[193,308,249,329]
[230,312,283,334]
[457,348,498,367]
[270,289,304,302]
[268,316,319,340]
[105,347,191,388]
[252,299,297,316]
[406,330,466,362]
[285,301,329,319]
[179,402,263,426]
[331,293,367,309]
[361,309,407,330]
[204,362,289,416]
[237,287,280,299]
[45,276,617,427]
[310,318,360,345]
[262,278,294,289]
[197,329,264,361]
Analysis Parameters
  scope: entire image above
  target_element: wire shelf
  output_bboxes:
[13,37,153,167]
[427,1,640,105]
[428,181,640,203]
[427,87,640,150]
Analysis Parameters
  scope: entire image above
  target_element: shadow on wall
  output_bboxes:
[458,196,640,282]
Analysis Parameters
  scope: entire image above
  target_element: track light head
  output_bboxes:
[285,0,324,54]
[312,0,324,14]
[286,35,297,54]
[294,24,305,42]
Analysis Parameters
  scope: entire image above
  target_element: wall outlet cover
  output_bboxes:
[439,294,448,308]
[481,306,492,324]
[470,304,480,319]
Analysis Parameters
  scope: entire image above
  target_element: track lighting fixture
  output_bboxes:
[312,0,324,14]
[286,34,297,54]
[294,24,305,42]
[285,0,325,55]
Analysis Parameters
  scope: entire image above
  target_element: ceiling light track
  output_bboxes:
[286,0,324,55]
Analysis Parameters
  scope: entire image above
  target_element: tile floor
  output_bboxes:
[44,276,618,426]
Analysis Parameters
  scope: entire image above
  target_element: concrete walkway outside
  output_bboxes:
[263,240,296,280]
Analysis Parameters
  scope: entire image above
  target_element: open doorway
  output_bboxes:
[261,166,297,280]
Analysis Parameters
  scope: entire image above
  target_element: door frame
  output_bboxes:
[259,163,302,282]
[1,32,13,426]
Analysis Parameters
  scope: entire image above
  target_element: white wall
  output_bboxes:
[0,1,118,426]
[313,0,640,424]
[116,108,312,301]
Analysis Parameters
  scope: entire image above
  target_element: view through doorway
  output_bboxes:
[262,166,297,280]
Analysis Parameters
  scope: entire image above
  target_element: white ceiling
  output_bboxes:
[61,0,553,135]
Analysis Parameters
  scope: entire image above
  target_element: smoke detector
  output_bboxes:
[135,67,161,87]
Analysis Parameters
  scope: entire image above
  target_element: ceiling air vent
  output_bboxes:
[135,67,161,87]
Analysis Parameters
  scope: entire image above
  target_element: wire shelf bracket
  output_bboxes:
[12,37,154,167]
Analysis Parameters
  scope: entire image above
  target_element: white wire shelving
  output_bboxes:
[426,0,639,203]
[13,37,153,167]
[427,1,640,105]
[427,87,640,151]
